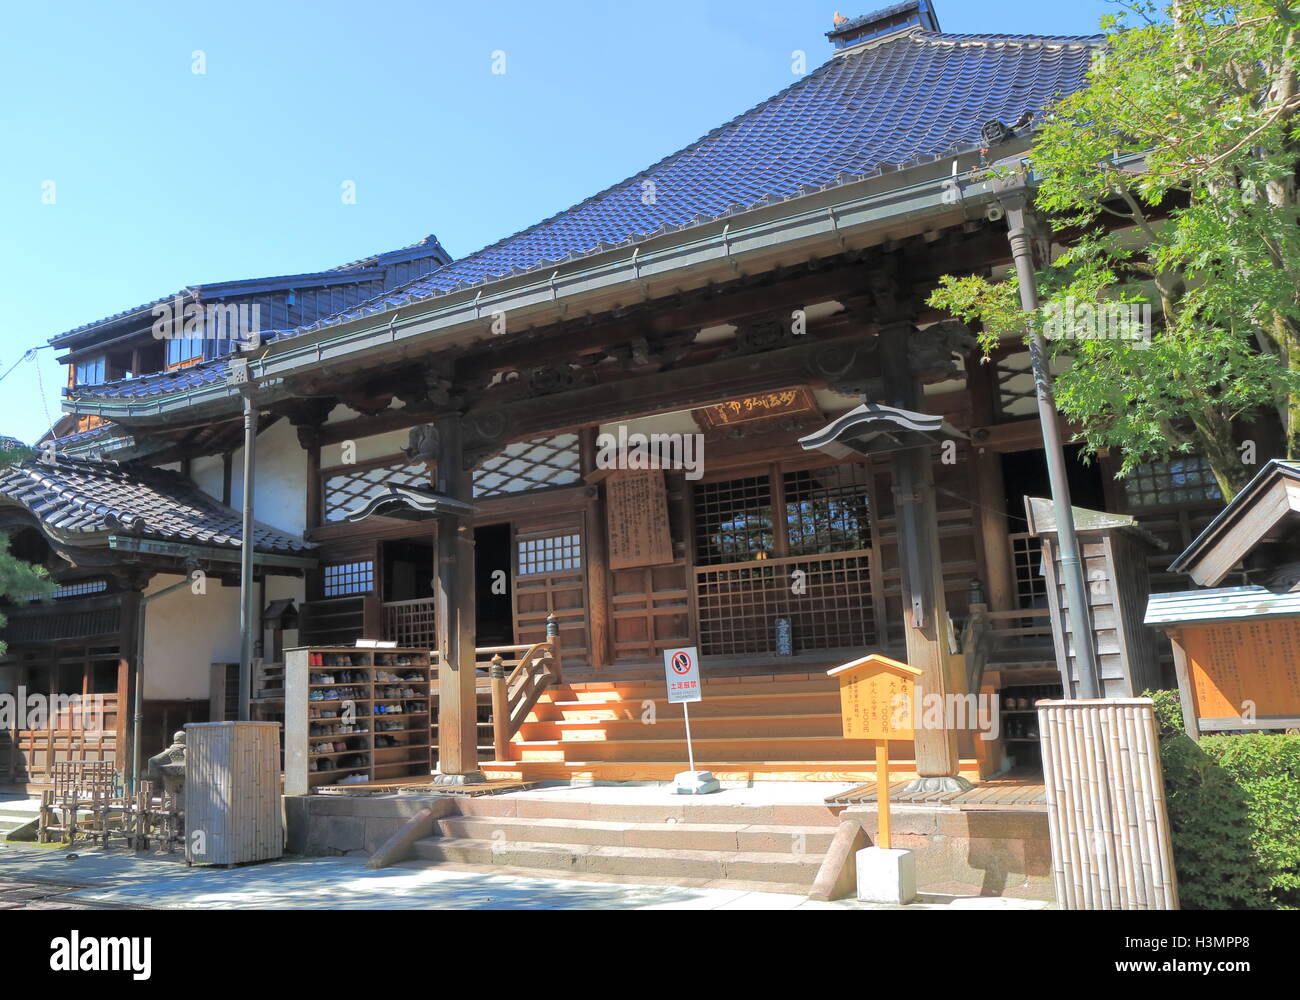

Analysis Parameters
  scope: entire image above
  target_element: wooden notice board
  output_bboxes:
[606,469,674,570]
[1179,618,1300,723]
[829,653,921,741]
[693,387,819,430]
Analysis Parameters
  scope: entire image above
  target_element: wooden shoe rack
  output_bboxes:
[284,646,431,794]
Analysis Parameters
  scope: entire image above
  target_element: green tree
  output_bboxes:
[0,438,54,655]
[930,0,1300,501]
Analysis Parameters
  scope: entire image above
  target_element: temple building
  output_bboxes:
[0,3,1230,789]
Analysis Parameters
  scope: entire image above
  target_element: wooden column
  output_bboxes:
[433,413,483,781]
[579,427,611,671]
[879,321,964,786]
[966,347,1015,612]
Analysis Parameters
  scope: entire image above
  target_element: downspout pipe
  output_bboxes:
[237,384,259,722]
[130,575,193,794]
[992,168,1103,700]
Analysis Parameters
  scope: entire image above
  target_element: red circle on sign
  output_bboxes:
[671,652,692,674]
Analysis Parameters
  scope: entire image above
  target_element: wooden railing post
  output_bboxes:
[545,612,562,681]
[489,654,509,763]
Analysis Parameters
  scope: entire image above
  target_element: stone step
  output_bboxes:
[432,813,837,854]
[409,836,823,886]
[453,794,842,828]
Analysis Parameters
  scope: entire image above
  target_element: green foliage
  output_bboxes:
[929,1,1300,500]
[0,439,53,655]
[1144,689,1300,908]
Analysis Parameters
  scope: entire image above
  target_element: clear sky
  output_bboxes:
[0,0,1118,445]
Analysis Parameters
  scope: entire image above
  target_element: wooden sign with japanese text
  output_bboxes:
[606,469,674,570]
[693,387,819,430]
[1181,619,1300,722]
[827,653,923,741]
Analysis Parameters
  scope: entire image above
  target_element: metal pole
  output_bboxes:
[683,702,696,773]
[994,175,1102,699]
[238,386,258,721]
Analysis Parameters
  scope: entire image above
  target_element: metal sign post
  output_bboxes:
[663,646,718,794]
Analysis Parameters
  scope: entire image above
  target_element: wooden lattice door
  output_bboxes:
[512,515,590,670]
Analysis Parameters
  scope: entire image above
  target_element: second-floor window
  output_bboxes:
[74,356,106,386]
[165,336,206,369]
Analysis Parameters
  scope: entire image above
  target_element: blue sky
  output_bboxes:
[0,0,1117,445]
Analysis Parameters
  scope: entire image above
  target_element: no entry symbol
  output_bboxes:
[671,651,692,675]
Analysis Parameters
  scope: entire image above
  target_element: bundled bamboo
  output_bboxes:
[1037,699,1179,910]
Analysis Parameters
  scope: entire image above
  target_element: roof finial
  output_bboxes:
[834,11,849,24]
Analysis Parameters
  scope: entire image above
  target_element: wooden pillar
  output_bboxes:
[966,347,1015,612]
[880,321,964,785]
[433,413,483,781]
[579,427,610,671]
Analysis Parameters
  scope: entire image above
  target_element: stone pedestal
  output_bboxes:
[673,770,720,795]
[856,846,917,904]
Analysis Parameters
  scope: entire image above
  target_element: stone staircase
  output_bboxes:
[385,791,843,893]
[479,671,982,784]
[0,796,40,841]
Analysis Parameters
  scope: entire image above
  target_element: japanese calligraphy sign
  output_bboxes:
[827,653,922,741]
[693,387,818,430]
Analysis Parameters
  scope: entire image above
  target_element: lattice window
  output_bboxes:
[26,579,108,602]
[693,476,774,566]
[323,460,428,522]
[1122,456,1222,509]
[694,554,875,656]
[784,465,871,556]
[474,435,581,498]
[1010,533,1048,609]
[518,534,582,576]
[323,561,374,597]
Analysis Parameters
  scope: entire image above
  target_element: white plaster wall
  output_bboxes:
[141,574,240,700]
[225,418,308,536]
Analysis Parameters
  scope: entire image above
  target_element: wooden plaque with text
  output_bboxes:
[606,469,674,570]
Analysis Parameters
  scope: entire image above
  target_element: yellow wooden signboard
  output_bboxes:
[827,653,923,850]
[828,653,921,740]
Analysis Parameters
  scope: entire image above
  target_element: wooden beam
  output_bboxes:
[580,428,611,673]
[433,413,483,781]
[879,321,964,783]
[462,334,883,458]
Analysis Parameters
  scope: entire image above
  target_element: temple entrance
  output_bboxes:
[474,523,514,647]
[1001,445,1106,610]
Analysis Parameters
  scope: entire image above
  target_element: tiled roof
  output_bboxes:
[330,233,450,272]
[1145,586,1300,627]
[49,237,449,347]
[65,360,235,402]
[0,456,311,553]
[66,23,1099,404]
[277,27,1098,332]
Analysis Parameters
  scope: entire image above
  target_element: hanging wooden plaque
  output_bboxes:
[606,469,674,570]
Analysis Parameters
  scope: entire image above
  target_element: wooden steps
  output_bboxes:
[482,759,982,784]
[476,672,978,783]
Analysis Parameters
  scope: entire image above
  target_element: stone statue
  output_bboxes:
[146,730,187,797]
[402,424,440,465]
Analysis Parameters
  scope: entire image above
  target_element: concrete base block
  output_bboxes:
[856,846,916,904]
[673,770,720,795]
